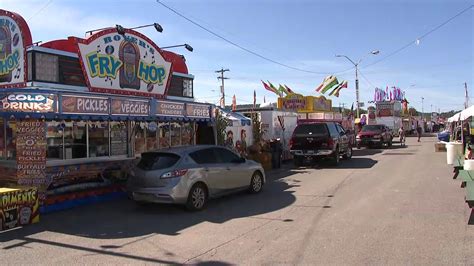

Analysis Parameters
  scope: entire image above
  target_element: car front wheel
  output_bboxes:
[249,172,264,193]
[342,146,352,160]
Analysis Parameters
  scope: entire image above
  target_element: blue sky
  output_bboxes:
[2,0,472,112]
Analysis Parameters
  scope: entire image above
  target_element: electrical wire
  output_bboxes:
[156,0,353,75]
[27,0,53,21]
[362,4,473,70]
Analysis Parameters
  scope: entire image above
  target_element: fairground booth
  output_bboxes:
[0,9,214,213]
[277,94,351,129]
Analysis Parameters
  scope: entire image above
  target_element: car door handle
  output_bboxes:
[204,167,210,172]
[226,167,231,170]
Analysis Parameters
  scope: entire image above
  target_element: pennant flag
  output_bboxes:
[284,85,294,94]
[232,95,236,111]
[316,75,339,94]
[333,81,348,97]
[261,80,277,94]
[278,84,289,95]
[267,81,281,97]
[329,80,348,97]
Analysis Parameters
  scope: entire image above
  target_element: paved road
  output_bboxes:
[1,137,473,265]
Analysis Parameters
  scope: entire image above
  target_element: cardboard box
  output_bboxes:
[435,142,447,152]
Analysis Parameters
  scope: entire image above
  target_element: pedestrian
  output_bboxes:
[398,126,405,146]
[416,124,422,142]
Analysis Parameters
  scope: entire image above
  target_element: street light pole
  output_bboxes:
[421,97,424,122]
[336,50,379,118]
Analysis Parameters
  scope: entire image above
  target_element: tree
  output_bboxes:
[409,107,418,116]
[252,113,262,144]
[215,109,228,146]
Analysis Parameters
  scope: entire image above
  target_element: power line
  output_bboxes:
[28,0,53,21]
[156,0,352,75]
[362,4,473,70]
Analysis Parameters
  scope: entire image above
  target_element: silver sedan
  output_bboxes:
[126,145,266,211]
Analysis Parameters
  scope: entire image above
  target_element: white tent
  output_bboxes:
[447,111,462,122]
[460,105,474,121]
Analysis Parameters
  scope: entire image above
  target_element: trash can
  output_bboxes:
[270,139,282,169]
[446,142,463,165]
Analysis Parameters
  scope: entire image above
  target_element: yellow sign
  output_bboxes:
[278,95,332,113]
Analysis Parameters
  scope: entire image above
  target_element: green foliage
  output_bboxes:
[252,113,262,144]
[215,109,227,146]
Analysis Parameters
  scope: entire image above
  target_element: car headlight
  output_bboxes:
[373,135,381,138]
[356,136,361,139]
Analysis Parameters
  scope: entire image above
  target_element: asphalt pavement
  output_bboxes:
[1,136,473,265]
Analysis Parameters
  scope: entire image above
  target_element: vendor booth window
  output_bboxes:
[146,122,159,151]
[64,121,87,159]
[6,120,16,160]
[88,121,109,157]
[46,121,64,159]
[134,122,146,155]
[159,122,170,148]
[170,122,182,147]
[0,118,5,160]
[110,121,128,156]
[182,122,194,146]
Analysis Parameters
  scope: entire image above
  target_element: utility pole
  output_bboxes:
[465,82,469,109]
[215,68,230,108]
[421,97,424,122]
[355,65,360,118]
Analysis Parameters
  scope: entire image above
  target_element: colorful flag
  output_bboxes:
[232,95,236,111]
[278,84,289,95]
[261,80,277,94]
[267,81,280,96]
[333,81,348,97]
[316,75,339,94]
[284,85,294,94]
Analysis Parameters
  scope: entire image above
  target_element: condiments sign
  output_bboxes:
[16,120,49,200]
[76,29,172,98]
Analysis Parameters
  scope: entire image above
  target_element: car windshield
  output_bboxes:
[293,124,327,136]
[362,125,383,132]
[137,152,181,170]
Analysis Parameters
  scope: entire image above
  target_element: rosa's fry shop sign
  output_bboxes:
[75,29,172,98]
[0,9,32,88]
[0,93,55,112]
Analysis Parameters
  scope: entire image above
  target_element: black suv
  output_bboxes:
[289,122,352,166]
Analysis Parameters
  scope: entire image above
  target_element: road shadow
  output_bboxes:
[333,157,378,169]
[0,175,297,243]
[352,148,383,156]
[468,209,474,225]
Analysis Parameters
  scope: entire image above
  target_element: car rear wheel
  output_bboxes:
[330,147,340,166]
[249,172,264,193]
[342,146,352,160]
[293,156,303,167]
[186,183,208,211]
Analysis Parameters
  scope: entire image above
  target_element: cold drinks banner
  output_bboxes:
[76,29,172,98]
[0,9,33,88]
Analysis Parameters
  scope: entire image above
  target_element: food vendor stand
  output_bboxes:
[277,94,355,145]
[0,9,214,212]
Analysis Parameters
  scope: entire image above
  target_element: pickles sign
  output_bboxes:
[76,29,172,98]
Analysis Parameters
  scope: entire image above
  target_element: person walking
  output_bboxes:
[416,123,422,142]
[398,126,406,147]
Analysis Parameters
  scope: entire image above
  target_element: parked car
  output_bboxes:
[356,124,393,149]
[289,122,352,167]
[126,145,265,211]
